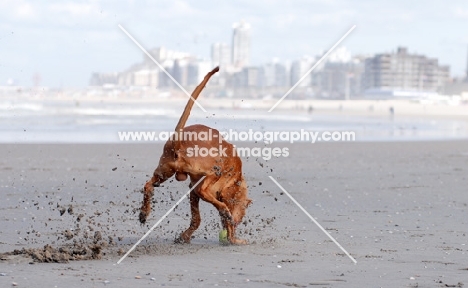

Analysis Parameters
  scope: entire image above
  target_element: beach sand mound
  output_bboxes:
[5,243,103,263]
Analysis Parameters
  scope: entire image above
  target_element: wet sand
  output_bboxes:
[0,142,467,287]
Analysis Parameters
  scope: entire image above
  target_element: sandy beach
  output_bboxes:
[0,141,467,287]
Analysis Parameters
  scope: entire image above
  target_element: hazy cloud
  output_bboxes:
[454,7,468,18]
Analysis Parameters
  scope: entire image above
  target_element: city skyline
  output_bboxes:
[87,19,458,100]
[1,0,468,88]
[89,38,454,100]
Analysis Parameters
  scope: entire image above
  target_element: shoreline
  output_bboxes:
[2,96,468,144]
[2,94,468,120]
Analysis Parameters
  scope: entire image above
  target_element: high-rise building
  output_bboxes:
[261,62,276,87]
[274,62,289,87]
[363,47,450,93]
[211,43,231,69]
[260,59,289,87]
[187,60,212,86]
[290,56,314,87]
[133,69,159,87]
[313,60,364,99]
[310,49,365,99]
[242,67,260,87]
[172,59,188,86]
[232,20,251,68]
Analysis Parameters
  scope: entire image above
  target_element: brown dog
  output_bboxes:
[139,67,251,245]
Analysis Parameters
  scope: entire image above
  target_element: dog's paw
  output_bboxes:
[139,211,147,224]
[230,238,248,245]
[174,234,190,244]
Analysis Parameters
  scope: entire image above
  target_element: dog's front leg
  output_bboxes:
[226,223,247,245]
[139,164,175,224]
[139,175,158,224]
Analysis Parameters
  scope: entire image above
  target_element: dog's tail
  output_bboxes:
[174,66,219,132]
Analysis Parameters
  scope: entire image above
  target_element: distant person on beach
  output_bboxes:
[389,106,395,116]
[308,105,314,114]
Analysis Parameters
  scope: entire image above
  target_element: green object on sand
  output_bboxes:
[219,229,229,244]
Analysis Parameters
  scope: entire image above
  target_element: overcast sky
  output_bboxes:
[1,0,468,88]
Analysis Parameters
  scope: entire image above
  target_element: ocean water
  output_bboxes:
[1,99,467,143]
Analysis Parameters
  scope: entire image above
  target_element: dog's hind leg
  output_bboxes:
[175,188,201,244]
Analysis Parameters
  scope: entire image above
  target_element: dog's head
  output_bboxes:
[230,197,252,226]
